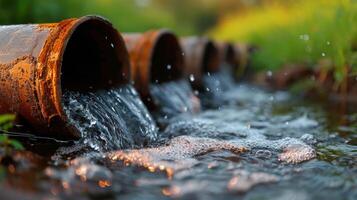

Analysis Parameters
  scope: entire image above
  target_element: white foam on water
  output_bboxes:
[164,112,316,164]
[107,136,246,177]
[278,144,316,164]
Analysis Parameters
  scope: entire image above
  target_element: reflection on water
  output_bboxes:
[2,80,357,200]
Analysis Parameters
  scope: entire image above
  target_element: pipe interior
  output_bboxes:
[150,34,184,84]
[61,19,130,92]
[202,42,220,73]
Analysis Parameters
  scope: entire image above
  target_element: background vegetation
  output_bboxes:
[0,0,356,82]
[211,0,357,83]
[0,0,244,35]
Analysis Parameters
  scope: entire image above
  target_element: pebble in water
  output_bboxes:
[63,84,158,151]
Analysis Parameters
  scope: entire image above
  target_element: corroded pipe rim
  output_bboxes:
[37,15,130,138]
[148,30,184,83]
[125,29,184,97]
[221,42,238,68]
[202,39,220,73]
[180,37,220,90]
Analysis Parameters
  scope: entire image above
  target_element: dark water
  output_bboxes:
[63,84,158,151]
[2,80,357,199]
[149,79,201,126]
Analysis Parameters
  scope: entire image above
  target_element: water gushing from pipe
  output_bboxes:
[63,84,158,151]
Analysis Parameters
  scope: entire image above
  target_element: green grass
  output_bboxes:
[0,114,24,153]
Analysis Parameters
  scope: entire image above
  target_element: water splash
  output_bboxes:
[200,69,236,107]
[63,84,158,151]
[149,79,201,125]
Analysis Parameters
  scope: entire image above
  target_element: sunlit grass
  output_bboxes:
[211,0,357,83]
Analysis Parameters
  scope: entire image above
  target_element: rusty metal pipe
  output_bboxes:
[180,37,220,91]
[0,16,130,139]
[234,43,256,78]
[123,30,184,108]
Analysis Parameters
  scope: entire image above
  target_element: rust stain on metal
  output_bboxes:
[0,16,130,139]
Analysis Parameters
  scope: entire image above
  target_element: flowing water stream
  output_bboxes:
[149,79,201,126]
[200,67,236,108]
[2,74,356,200]
[62,84,158,151]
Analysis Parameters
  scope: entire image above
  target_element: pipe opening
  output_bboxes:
[61,18,130,92]
[150,33,184,84]
[202,42,220,73]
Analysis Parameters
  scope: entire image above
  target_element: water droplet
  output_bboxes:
[167,64,172,70]
[266,70,273,77]
[269,96,274,101]
[299,34,310,41]
[110,43,114,48]
[189,74,195,82]
[322,53,326,57]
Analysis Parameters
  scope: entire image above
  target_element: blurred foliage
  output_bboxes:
[0,0,243,35]
[0,114,24,153]
[0,114,24,181]
[211,0,357,83]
